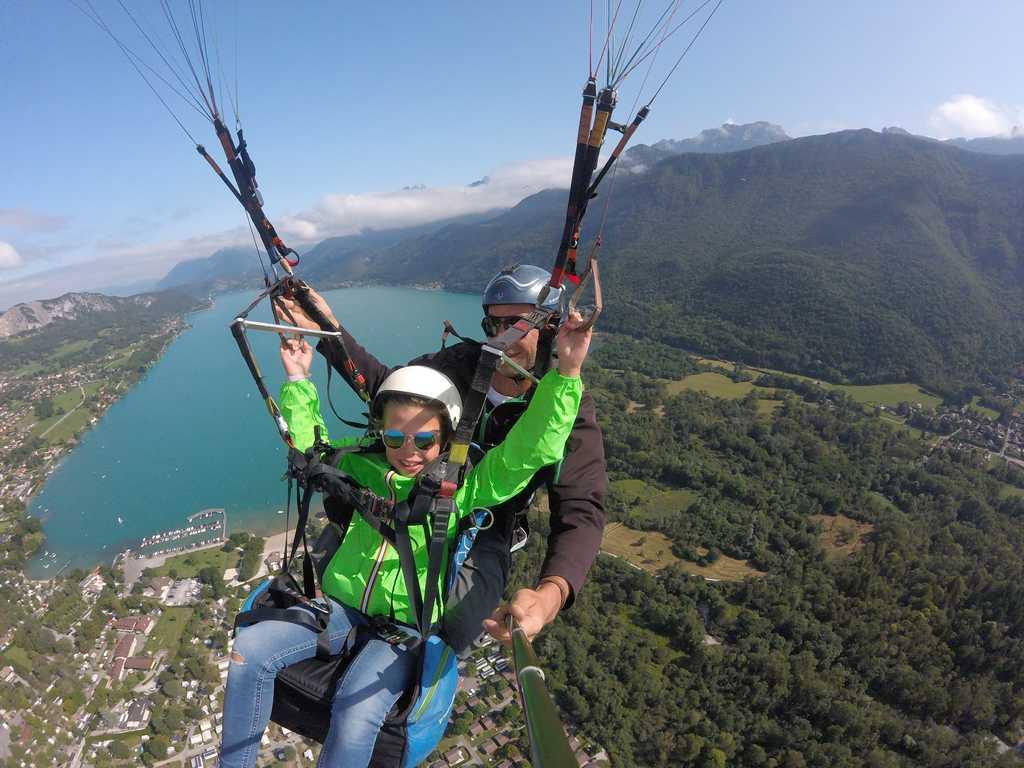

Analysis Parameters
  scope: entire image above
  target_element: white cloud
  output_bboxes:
[0,242,23,270]
[929,94,1023,139]
[0,155,575,309]
[279,156,572,242]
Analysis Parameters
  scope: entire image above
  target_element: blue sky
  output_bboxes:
[2,0,1023,309]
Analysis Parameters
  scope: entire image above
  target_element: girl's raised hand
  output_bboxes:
[279,337,313,379]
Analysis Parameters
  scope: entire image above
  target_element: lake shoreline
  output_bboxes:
[23,286,485,579]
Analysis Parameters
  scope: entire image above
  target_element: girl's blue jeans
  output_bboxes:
[219,601,417,768]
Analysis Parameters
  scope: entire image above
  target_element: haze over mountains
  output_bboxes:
[883,125,1024,156]
[324,129,1024,391]
[16,120,1024,392]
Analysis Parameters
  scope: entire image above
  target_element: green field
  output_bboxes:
[969,396,1000,421]
[998,483,1024,500]
[104,343,142,370]
[877,412,926,440]
[147,606,195,655]
[610,478,657,498]
[833,382,942,409]
[610,480,697,525]
[601,523,681,573]
[12,339,98,377]
[810,514,876,560]
[1,646,31,673]
[28,383,104,443]
[602,523,765,580]
[147,546,234,579]
[665,372,761,399]
[686,354,944,411]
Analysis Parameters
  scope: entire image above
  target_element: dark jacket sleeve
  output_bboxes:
[540,389,606,608]
[316,326,396,398]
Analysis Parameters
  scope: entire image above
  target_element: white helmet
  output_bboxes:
[373,366,462,433]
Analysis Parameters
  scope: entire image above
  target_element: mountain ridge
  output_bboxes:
[326,129,1024,392]
[0,290,201,338]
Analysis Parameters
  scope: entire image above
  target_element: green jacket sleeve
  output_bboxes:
[279,379,329,452]
[456,370,583,514]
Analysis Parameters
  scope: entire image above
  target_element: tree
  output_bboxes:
[109,741,132,759]
[144,735,170,759]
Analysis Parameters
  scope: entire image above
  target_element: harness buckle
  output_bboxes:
[307,597,331,617]
[370,617,416,646]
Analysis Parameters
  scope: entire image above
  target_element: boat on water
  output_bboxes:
[117,517,124,525]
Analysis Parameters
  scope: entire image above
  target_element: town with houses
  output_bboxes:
[896,398,1024,462]
[0,315,190,506]
[0,530,610,768]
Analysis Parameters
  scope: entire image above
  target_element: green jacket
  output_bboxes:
[279,369,583,627]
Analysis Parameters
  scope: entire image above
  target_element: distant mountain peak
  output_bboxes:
[882,125,1024,156]
[0,290,188,338]
[621,121,791,172]
[652,121,789,151]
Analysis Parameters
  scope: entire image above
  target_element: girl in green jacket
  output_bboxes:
[220,312,591,768]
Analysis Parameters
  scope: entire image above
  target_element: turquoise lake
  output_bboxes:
[26,286,483,578]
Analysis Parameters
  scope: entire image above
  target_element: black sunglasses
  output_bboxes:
[481,314,530,338]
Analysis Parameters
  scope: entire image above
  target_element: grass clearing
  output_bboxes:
[53,338,94,360]
[1,646,31,673]
[868,491,899,513]
[694,357,734,372]
[756,399,783,417]
[104,344,140,370]
[692,355,943,410]
[39,409,94,444]
[147,606,194,655]
[998,483,1024,500]
[28,385,103,443]
[810,514,875,559]
[147,546,234,578]
[833,382,941,409]
[601,523,681,573]
[610,478,660,500]
[877,412,926,440]
[666,372,758,400]
[602,522,766,581]
[969,396,1000,421]
[683,546,766,581]
[610,480,698,526]
[664,372,783,419]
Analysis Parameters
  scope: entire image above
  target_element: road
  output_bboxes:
[928,426,961,454]
[39,385,87,439]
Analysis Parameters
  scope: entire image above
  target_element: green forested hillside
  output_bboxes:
[509,360,1024,768]
[0,290,204,373]
[318,130,1024,393]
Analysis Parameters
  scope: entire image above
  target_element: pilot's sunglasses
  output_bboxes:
[481,314,530,338]
[381,429,441,451]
